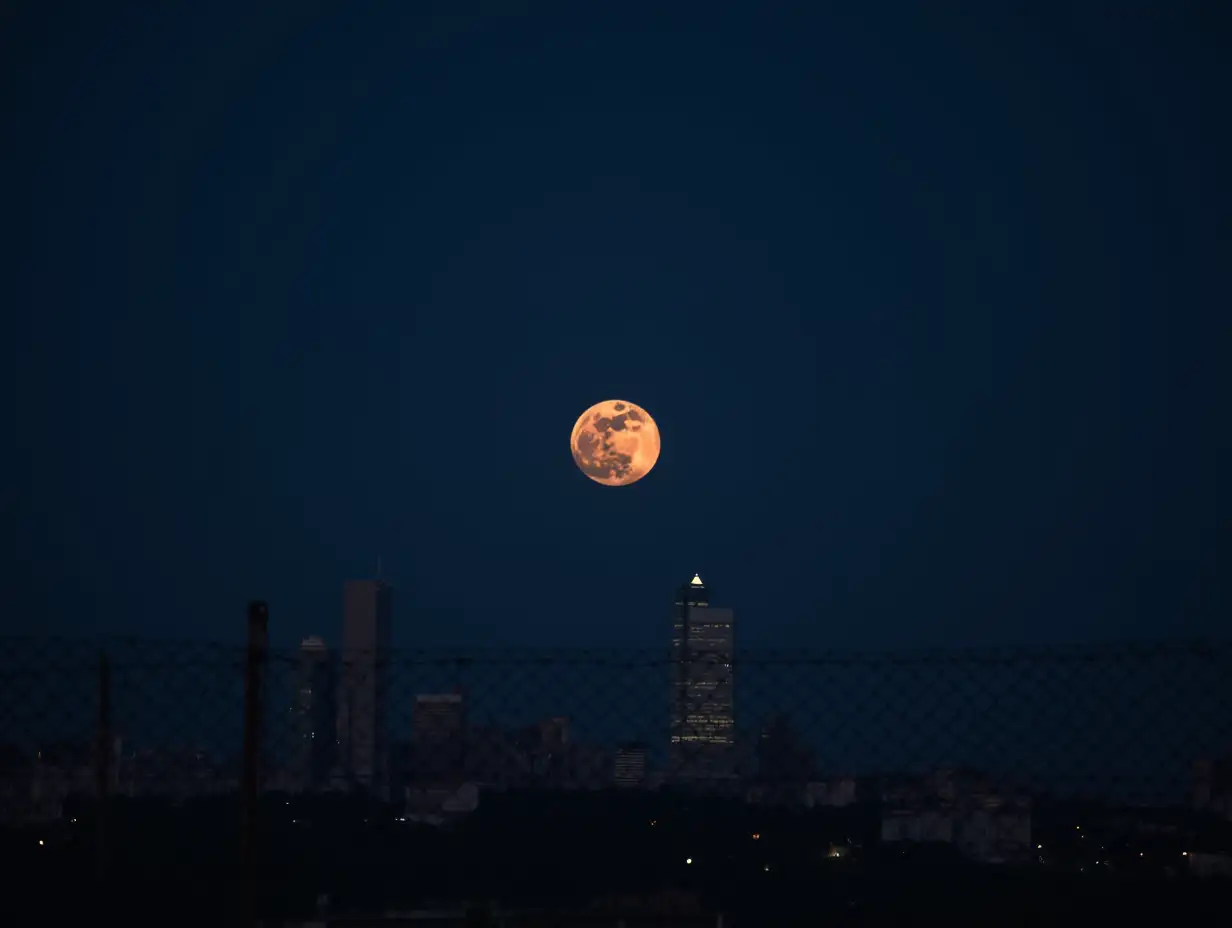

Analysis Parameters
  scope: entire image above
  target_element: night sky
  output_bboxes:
[2,3,1227,651]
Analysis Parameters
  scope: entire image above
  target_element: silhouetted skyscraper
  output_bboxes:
[669,574,735,780]
[292,636,335,792]
[757,711,815,787]
[615,742,648,788]
[338,579,392,797]
[412,693,465,785]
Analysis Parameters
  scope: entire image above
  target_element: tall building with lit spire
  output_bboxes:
[669,574,735,780]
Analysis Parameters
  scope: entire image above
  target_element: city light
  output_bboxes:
[751,832,760,840]
[686,857,693,865]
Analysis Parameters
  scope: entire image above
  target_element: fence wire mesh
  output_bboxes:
[3,637,1231,808]
[2,635,1232,920]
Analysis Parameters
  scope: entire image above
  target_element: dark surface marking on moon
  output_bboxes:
[576,431,602,459]
[573,424,635,481]
[574,403,653,483]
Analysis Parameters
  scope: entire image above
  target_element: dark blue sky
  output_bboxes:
[2,2,1227,650]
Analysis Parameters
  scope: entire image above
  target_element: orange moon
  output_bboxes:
[570,400,661,487]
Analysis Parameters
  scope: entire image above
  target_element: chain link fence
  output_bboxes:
[2,632,1231,921]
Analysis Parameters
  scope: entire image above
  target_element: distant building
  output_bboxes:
[757,712,816,784]
[880,801,1033,864]
[484,717,609,790]
[388,739,413,798]
[539,716,569,747]
[292,636,335,792]
[463,724,524,788]
[404,780,480,826]
[746,716,817,806]
[1194,756,1232,821]
[881,769,1033,864]
[413,693,466,784]
[507,716,576,787]
[25,743,93,822]
[562,741,612,790]
[1186,852,1232,878]
[614,743,649,788]
[804,776,862,808]
[535,716,571,786]
[337,580,392,797]
[669,575,735,781]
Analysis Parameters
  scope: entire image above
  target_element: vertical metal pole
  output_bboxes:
[242,601,269,927]
[94,650,112,905]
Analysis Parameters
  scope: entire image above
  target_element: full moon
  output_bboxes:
[570,400,661,487]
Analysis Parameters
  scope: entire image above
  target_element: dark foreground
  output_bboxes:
[4,791,1228,926]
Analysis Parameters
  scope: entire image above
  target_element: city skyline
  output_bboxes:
[295,572,747,790]
[3,572,1226,807]
[2,576,1229,917]
[3,631,1229,807]
[179,573,1230,805]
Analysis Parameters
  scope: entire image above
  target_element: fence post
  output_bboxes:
[242,601,269,927]
[94,649,112,904]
